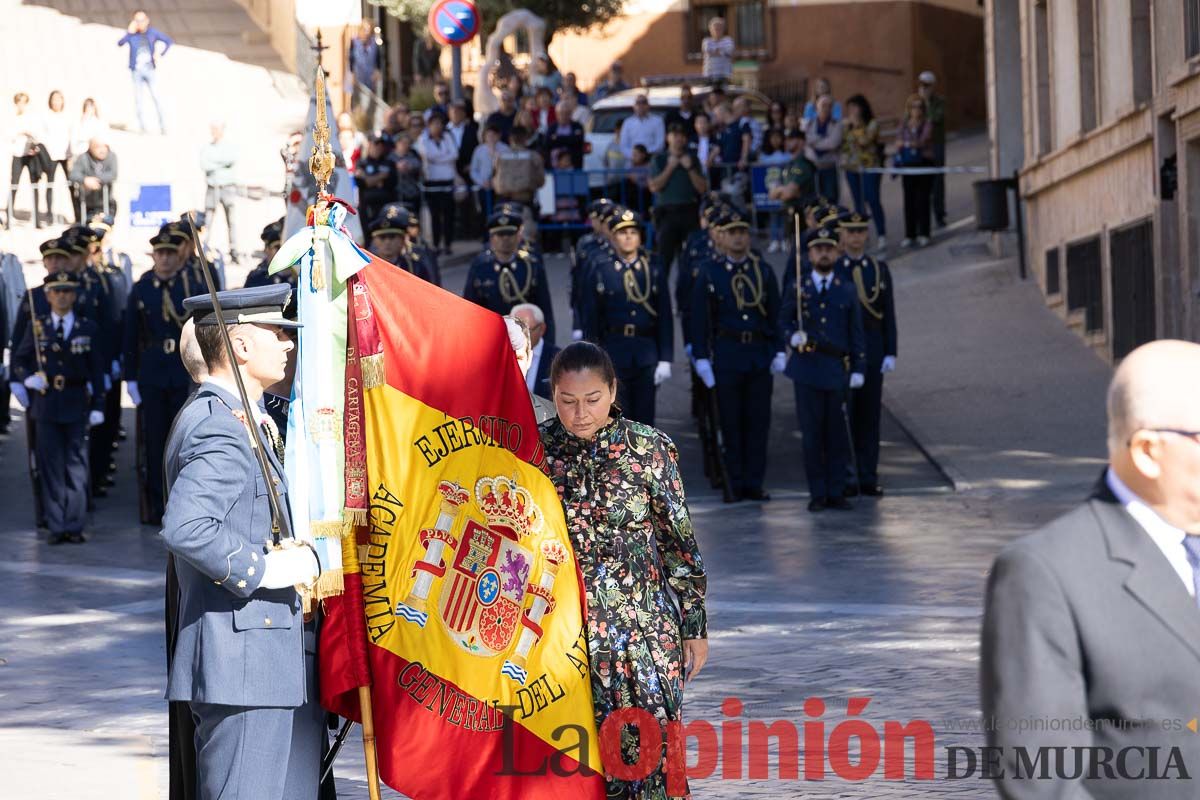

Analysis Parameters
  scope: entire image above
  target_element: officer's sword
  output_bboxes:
[25,287,47,392]
[183,212,292,549]
[793,213,805,341]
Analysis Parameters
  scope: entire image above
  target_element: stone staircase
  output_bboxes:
[0,0,310,288]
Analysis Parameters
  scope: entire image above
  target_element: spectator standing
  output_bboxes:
[767,101,787,132]
[701,17,735,82]
[803,95,843,203]
[485,91,519,143]
[664,86,699,140]
[758,128,791,252]
[7,92,46,228]
[802,78,842,121]
[895,94,935,248]
[715,102,752,195]
[768,129,816,229]
[492,126,545,236]
[841,94,886,250]
[549,101,585,169]
[530,55,562,95]
[470,123,509,215]
[412,32,443,86]
[648,123,708,278]
[392,133,423,212]
[619,94,665,162]
[70,98,105,164]
[337,111,366,173]
[383,102,411,137]
[117,10,172,135]
[560,73,588,107]
[693,111,717,176]
[918,71,947,227]
[591,61,630,103]
[68,139,117,221]
[41,91,71,222]
[354,132,398,224]
[446,100,478,179]
[424,82,451,122]
[416,112,460,255]
[346,20,381,115]
[199,120,239,263]
[531,88,557,138]
[559,94,591,127]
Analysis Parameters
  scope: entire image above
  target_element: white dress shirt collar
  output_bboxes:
[1106,468,1194,596]
[51,310,75,338]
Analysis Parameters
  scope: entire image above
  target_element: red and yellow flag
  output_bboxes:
[319,254,603,799]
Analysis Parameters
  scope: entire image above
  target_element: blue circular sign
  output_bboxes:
[428,0,479,47]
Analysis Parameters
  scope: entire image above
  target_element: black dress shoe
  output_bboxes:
[843,485,860,498]
[743,489,771,502]
[68,531,88,544]
[48,532,69,545]
[860,484,885,497]
[827,497,853,511]
[807,497,827,512]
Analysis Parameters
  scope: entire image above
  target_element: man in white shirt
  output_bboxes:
[701,17,735,81]
[619,94,665,162]
[981,339,1200,799]
[512,302,558,399]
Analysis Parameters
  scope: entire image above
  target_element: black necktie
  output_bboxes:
[54,318,64,340]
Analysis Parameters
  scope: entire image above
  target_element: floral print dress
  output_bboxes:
[541,415,707,800]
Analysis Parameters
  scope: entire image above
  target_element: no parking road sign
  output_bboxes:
[427,0,479,47]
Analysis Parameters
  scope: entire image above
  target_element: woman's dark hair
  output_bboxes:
[550,341,616,391]
[763,126,785,155]
[846,93,874,124]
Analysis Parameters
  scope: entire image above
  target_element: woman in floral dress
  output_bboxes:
[540,341,708,799]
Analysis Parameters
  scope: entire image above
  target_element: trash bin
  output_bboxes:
[974,179,1011,231]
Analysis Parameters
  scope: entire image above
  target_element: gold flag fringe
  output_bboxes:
[343,507,368,531]
[310,519,346,539]
[361,353,385,390]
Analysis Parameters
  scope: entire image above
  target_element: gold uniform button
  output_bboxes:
[821,317,827,323]
[264,618,272,626]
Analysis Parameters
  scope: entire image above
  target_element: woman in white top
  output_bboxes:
[415,111,460,254]
[71,98,106,163]
[701,17,735,81]
[8,92,47,228]
[41,90,72,221]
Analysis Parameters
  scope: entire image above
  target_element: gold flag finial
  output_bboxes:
[309,67,335,195]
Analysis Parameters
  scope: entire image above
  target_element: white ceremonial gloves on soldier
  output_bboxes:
[881,356,897,374]
[694,359,716,389]
[24,373,47,393]
[770,352,787,374]
[790,331,808,349]
[849,373,865,389]
[571,329,584,342]
[88,410,105,427]
[653,361,672,386]
[9,382,29,409]
[126,381,141,406]
[260,546,320,590]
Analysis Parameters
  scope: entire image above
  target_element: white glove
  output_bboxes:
[849,372,865,389]
[770,352,787,374]
[127,381,141,406]
[790,331,808,349]
[10,382,28,409]
[653,361,672,386]
[104,374,113,392]
[881,355,896,374]
[88,410,105,427]
[111,359,121,379]
[571,329,584,342]
[694,359,716,389]
[23,373,47,393]
[260,546,320,590]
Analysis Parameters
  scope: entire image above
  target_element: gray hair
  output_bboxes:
[511,303,545,326]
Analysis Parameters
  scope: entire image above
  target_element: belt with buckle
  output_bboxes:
[717,328,767,344]
[614,324,653,338]
[148,338,177,354]
[51,376,86,391]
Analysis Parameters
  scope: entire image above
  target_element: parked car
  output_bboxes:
[582,83,771,188]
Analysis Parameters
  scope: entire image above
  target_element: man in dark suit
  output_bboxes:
[512,302,558,400]
[981,339,1200,799]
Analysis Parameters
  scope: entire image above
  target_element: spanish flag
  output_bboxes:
[319,254,604,799]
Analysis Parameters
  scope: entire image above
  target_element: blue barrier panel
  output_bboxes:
[129,184,173,228]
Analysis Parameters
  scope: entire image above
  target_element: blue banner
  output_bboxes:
[129,184,173,228]
[750,164,784,212]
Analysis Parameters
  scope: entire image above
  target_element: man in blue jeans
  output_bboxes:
[118,10,172,135]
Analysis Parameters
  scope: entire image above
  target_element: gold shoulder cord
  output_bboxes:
[731,255,767,316]
[498,258,533,305]
[161,277,188,327]
[622,255,658,316]
[852,258,884,321]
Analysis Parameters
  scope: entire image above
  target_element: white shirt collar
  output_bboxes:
[526,339,544,392]
[51,310,75,328]
[1106,468,1194,596]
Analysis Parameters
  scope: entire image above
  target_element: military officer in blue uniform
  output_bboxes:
[162,284,323,800]
[836,212,897,497]
[690,208,784,502]
[170,215,226,292]
[780,226,866,511]
[243,218,287,288]
[9,272,106,543]
[579,208,673,425]
[90,213,134,298]
[464,209,556,342]
[366,203,437,285]
[570,199,617,339]
[676,199,726,356]
[405,210,443,286]
[124,229,194,524]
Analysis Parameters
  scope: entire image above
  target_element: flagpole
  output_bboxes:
[309,63,382,800]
